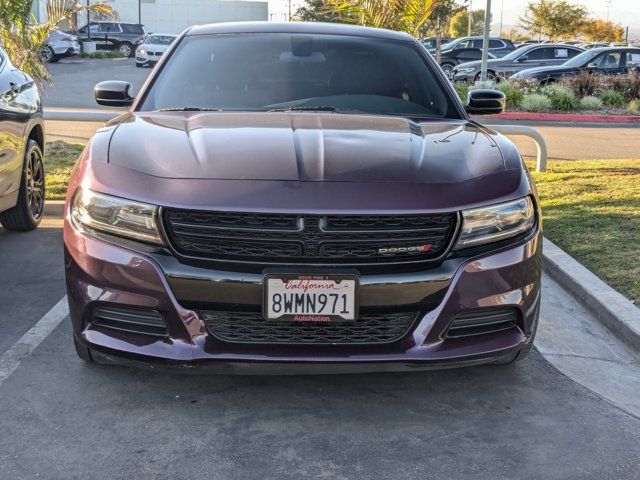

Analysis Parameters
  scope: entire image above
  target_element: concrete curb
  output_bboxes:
[543,238,640,352]
[493,112,640,123]
[44,200,65,219]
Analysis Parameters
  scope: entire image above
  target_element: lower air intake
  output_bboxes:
[200,311,419,345]
[446,308,518,339]
[92,306,168,337]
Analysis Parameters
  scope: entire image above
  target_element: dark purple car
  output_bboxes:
[64,22,541,373]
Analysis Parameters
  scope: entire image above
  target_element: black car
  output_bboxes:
[452,44,584,83]
[512,47,640,83]
[0,48,45,231]
[438,48,496,79]
[71,22,147,57]
[430,36,516,58]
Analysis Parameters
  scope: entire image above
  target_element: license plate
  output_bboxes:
[264,274,358,322]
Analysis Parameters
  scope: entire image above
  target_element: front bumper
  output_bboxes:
[64,220,542,372]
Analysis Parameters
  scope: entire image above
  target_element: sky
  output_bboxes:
[268,0,640,38]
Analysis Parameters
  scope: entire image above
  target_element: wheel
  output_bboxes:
[73,336,94,362]
[40,45,58,63]
[0,140,45,231]
[474,71,499,83]
[118,42,133,57]
[441,63,455,80]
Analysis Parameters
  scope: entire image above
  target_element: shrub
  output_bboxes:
[599,89,627,107]
[627,99,640,114]
[628,71,640,100]
[549,85,579,110]
[521,94,552,112]
[560,71,603,97]
[453,82,469,103]
[579,96,603,110]
[496,81,525,109]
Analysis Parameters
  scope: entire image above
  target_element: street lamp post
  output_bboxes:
[479,0,491,83]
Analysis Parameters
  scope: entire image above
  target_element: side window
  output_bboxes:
[566,48,581,58]
[625,52,640,67]
[553,48,570,59]
[489,39,504,49]
[593,52,622,69]
[526,48,549,60]
[470,39,483,49]
[89,24,100,34]
[99,23,121,33]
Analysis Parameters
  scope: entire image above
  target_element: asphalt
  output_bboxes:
[1,221,640,479]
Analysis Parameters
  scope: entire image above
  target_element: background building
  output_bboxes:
[32,0,269,34]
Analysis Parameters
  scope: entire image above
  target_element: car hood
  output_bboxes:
[85,112,528,212]
[106,112,511,183]
[140,43,171,51]
[515,64,570,76]
[454,58,502,70]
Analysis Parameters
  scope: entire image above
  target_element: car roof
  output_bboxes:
[146,33,178,37]
[588,46,640,53]
[186,22,413,41]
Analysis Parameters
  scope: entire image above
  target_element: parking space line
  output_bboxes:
[0,296,69,386]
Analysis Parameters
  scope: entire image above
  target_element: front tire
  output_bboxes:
[0,140,45,231]
[40,46,58,63]
[441,63,455,80]
[118,42,133,57]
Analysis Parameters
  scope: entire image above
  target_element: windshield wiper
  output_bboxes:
[267,106,339,113]
[158,107,222,112]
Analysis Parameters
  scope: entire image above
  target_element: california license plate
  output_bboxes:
[264,274,358,322]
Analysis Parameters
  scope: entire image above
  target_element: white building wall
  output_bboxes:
[86,0,268,34]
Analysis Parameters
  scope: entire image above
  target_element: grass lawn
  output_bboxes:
[45,141,84,200]
[44,141,639,303]
[530,158,639,305]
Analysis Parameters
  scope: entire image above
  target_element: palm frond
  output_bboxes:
[0,0,116,82]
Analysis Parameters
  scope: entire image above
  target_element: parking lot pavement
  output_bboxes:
[0,219,65,354]
[2,217,640,479]
[42,58,151,109]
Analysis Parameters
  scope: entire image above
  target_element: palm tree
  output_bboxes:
[324,0,438,36]
[0,0,115,82]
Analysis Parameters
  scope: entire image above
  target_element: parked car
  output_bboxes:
[421,37,453,49]
[135,33,178,67]
[40,28,80,63]
[438,48,497,79]
[452,43,584,83]
[70,22,147,57]
[511,47,640,84]
[0,48,45,231]
[430,36,517,58]
[66,22,541,372]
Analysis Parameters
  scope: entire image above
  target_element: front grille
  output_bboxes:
[163,210,457,265]
[201,311,420,345]
[446,309,518,339]
[91,306,168,337]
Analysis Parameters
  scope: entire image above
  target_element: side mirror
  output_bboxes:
[94,81,134,107]
[465,89,506,115]
[516,55,529,62]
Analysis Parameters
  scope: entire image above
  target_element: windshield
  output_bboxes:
[563,50,599,67]
[500,45,533,61]
[146,35,176,45]
[140,33,460,119]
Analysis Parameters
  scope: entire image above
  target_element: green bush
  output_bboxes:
[453,82,469,103]
[496,81,525,109]
[579,96,603,110]
[599,89,626,107]
[560,71,603,97]
[80,50,125,59]
[627,99,640,114]
[521,94,552,112]
[549,85,579,110]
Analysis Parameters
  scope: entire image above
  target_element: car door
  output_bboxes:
[0,51,32,200]
[623,50,640,73]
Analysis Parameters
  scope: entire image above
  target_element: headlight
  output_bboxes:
[456,67,475,74]
[71,189,164,245]
[138,48,146,55]
[455,197,535,249]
